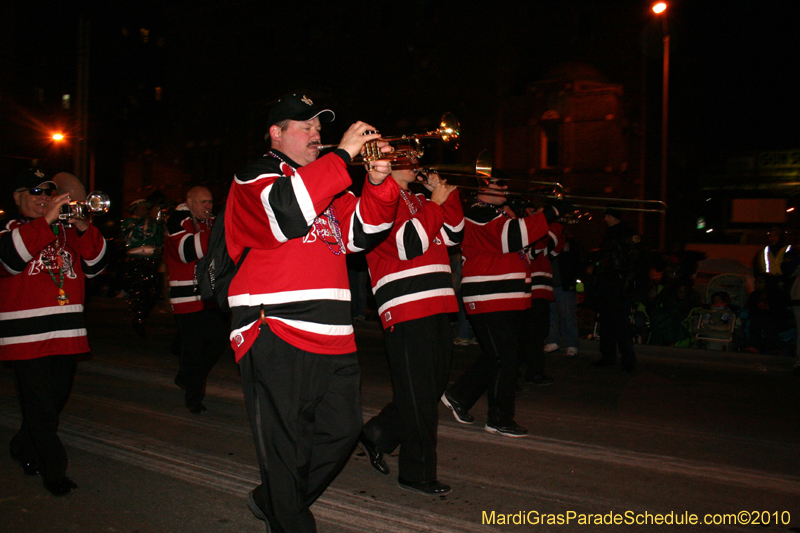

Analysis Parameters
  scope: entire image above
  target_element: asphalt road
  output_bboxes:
[1,297,798,533]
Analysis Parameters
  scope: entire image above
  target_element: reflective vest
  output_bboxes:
[758,245,791,275]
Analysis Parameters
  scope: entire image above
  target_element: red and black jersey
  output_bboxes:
[164,206,214,315]
[460,203,549,315]
[225,149,399,361]
[0,217,108,361]
[367,187,463,328]
[528,222,564,301]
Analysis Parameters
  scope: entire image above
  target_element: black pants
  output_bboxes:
[240,324,362,533]
[175,309,229,407]
[10,353,77,483]
[363,314,452,483]
[449,310,526,426]
[598,294,636,370]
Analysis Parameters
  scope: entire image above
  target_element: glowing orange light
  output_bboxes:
[653,2,667,14]
[787,207,795,213]
[52,133,65,141]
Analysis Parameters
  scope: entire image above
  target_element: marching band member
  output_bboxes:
[0,168,108,496]
[360,168,463,495]
[442,173,563,437]
[225,94,398,533]
[164,186,229,414]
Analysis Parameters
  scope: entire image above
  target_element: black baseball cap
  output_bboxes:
[267,94,335,127]
[14,168,57,192]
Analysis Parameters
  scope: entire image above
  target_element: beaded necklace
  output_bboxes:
[42,222,70,305]
[399,188,422,215]
[268,150,345,256]
[191,215,212,234]
[314,206,345,255]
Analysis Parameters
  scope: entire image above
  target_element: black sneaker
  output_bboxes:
[485,421,528,438]
[441,393,474,424]
[398,477,452,495]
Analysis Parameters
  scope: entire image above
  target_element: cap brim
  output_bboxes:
[268,108,335,127]
[308,109,335,124]
[37,181,58,189]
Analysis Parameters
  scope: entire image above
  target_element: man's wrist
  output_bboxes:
[333,148,352,165]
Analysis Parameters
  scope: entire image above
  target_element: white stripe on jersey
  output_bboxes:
[0,328,87,346]
[372,264,452,292]
[0,304,84,321]
[377,288,455,316]
[228,287,351,308]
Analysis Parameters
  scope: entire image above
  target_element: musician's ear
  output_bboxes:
[268,125,282,144]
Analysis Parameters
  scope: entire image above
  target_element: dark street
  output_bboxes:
[1,296,798,532]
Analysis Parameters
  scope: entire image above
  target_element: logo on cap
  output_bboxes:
[301,95,313,106]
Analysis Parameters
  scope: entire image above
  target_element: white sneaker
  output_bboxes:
[544,343,559,353]
[566,347,578,357]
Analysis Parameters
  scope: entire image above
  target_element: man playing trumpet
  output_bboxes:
[225,93,399,533]
[0,168,108,496]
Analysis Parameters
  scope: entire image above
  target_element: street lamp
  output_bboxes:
[51,132,65,142]
[653,2,669,251]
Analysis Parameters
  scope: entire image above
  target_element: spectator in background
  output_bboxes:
[753,227,791,299]
[784,242,800,375]
[589,208,643,373]
[744,275,792,354]
[544,235,582,357]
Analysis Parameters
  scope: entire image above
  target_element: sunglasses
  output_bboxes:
[22,187,55,196]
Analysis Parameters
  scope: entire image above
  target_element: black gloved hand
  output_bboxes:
[544,199,576,223]
[544,204,560,223]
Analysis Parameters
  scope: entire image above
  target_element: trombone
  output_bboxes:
[315,112,460,165]
[411,152,667,215]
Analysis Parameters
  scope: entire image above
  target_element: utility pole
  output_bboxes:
[74,17,90,190]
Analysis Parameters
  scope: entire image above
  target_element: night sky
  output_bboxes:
[3,1,800,180]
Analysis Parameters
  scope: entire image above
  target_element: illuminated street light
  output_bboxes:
[52,132,65,142]
[653,2,669,251]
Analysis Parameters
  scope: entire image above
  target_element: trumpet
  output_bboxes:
[59,191,111,224]
[315,113,460,166]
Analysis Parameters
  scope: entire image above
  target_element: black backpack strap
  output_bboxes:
[237,248,250,269]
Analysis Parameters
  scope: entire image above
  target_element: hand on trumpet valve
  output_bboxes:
[366,157,392,186]
[44,193,72,225]
[337,121,383,160]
